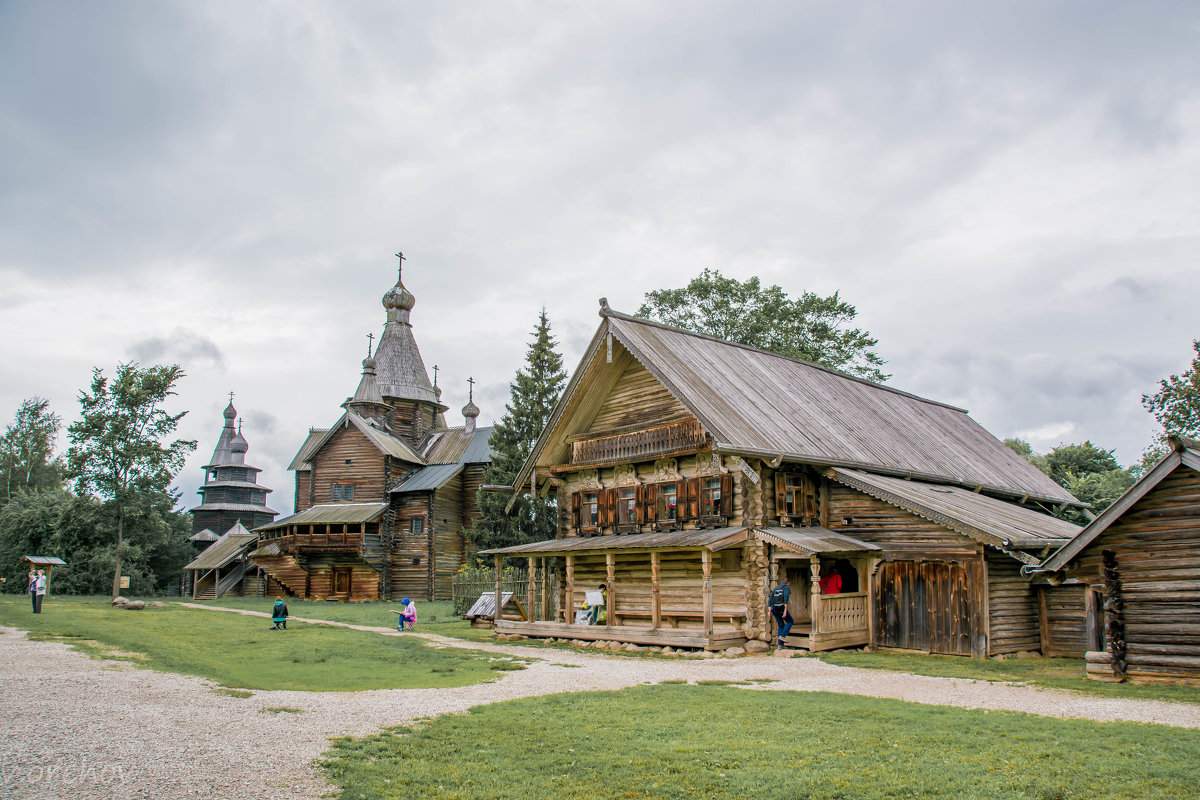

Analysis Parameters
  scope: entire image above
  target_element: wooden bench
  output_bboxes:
[614,606,748,628]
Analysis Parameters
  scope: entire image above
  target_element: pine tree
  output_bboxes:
[469,310,566,554]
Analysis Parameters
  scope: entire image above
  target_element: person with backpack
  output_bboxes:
[270,597,288,630]
[769,577,793,647]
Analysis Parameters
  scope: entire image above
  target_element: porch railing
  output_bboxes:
[817,592,868,633]
[452,573,560,620]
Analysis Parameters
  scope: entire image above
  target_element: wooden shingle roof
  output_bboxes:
[184,523,257,570]
[514,306,1080,508]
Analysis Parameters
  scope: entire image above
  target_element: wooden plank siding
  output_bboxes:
[296,471,313,513]
[825,484,980,559]
[1062,468,1200,683]
[386,401,438,447]
[874,560,985,656]
[1038,584,1088,658]
[986,550,1040,655]
[431,475,467,600]
[310,425,388,505]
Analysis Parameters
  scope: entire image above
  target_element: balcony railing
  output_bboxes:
[571,419,708,466]
[816,592,868,633]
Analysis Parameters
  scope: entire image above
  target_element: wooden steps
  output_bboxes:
[253,553,308,597]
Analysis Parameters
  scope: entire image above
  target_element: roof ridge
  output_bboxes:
[603,307,968,414]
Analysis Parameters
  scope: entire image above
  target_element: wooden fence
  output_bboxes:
[452,571,560,620]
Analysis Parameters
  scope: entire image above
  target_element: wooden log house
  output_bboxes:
[251,263,493,601]
[482,300,1084,654]
[1035,436,1200,683]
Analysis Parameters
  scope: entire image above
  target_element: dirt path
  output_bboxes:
[3,607,1198,800]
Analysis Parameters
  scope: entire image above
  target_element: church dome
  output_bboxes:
[382,280,415,314]
[462,399,480,420]
[223,401,237,421]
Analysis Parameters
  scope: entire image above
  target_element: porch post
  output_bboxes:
[809,555,821,636]
[866,557,880,647]
[539,557,550,621]
[702,550,714,637]
[191,570,197,601]
[651,551,662,630]
[527,557,536,622]
[565,555,575,623]
[493,555,503,626]
[215,567,220,599]
[606,552,617,626]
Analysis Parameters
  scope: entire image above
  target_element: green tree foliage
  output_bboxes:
[66,364,196,597]
[470,310,567,555]
[1005,438,1134,526]
[1140,340,1200,470]
[0,396,63,503]
[637,268,888,382]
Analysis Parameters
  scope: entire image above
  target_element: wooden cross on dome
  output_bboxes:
[432,364,439,388]
[395,251,406,281]
[228,391,235,404]
[366,332,374,357]
[467,376,475,402]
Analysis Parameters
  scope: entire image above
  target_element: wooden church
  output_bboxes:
[482,300,1084,656]
[251,261,492,601]
[185,398,278,599]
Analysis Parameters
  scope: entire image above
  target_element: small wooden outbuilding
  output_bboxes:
[1037,436,1200,684]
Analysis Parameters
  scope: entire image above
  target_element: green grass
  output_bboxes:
[188,597,497,642]
[262,706,303,714]
[322,684,1200,800]
[0,596,527,691]
[815,650,1200,705]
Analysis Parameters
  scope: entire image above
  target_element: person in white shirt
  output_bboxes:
[33,570,47,614]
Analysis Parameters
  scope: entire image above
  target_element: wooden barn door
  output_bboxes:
[875,561,982,656]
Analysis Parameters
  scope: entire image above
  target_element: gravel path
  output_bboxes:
[3,606,1199,800]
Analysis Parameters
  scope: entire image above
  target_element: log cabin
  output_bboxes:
[251,264,493,601]
[186,398,278,598]
[1034,436,1200,683]
[482,300,1083,655]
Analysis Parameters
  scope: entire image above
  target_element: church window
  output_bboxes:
[411,518,423,536]
[332,483,355,501]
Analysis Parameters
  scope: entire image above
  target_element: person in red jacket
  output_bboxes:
[819,570,842,595]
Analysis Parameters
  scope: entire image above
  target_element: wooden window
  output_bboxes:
[775,472,817,524]
[658,482,679,521]
[616,487,636,525]
[700,478,722,517]
[580,492,600,532]
[332,483,355,501]
[410,518,423,537]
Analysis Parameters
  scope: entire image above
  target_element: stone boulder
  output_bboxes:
[773,648,795,658]
[722,646,747,658]
[661,646,676,656]
[111,596,130,607]
[150,601,165,607]
[744,640,770,654]
[122,600,146,610]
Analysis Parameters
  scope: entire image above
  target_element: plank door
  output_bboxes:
[332,567,352,596]
[875,561,980,656]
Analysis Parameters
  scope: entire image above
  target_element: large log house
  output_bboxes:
[251,265,492,601]
[1034,437,1200,683]
[483,300,1084,655]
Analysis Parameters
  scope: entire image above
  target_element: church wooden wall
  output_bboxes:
[431,476,466,600]
[295,471,312,513]
[1063,467,1200,683]
[310,425,387,504]
[388,401,437,447]
[390,493,432,600]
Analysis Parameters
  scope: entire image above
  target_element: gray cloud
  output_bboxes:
[128,330,225,371]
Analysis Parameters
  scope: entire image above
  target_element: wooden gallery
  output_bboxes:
[249,266,493,602]
[482,300,1085,656]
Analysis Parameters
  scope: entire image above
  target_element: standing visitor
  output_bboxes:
[33,570,47,614]
[28,568,38,613]
[769,577,792,647]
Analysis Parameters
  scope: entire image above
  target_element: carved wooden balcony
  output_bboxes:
[568,418,708,468]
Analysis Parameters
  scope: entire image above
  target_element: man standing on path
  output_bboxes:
[33,570,47,614]
[769,577,792,647]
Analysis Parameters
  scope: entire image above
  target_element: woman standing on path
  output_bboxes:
[28,568,38,613]
[33,570,47,614]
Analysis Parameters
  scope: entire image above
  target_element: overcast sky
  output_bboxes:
[2,1,1197,516]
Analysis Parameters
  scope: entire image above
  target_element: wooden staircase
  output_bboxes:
[253,553,308,597]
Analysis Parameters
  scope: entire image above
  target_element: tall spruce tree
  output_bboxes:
[470,310,566,554]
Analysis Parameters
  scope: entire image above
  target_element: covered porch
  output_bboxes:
[757,527,880,652]
[481,527,756,651]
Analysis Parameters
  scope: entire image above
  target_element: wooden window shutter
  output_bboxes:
[686,477,701,520]
[643,484,657,523]
[801,475,818,519]
[719,473,733,518]
[602,488,617,526]
[571,492,581,530]
[775,473,787,518]
[634,485,645,525]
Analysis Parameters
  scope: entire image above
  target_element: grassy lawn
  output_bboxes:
[0,596,526,691]
[815,651,1200,705]
[188,596,496,642]
[322,684,1200,800]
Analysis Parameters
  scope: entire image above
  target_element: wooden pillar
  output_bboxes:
[540,557,551,622]
[866,557,880,647]
[565,555,575,623]
[702,550,714,637]
[1037,586,1050,656]
[215,566,220,599]
[527,556,537,622]
[191,570,197,601]
[651,552,662,630]
[606,552,616,626]
[493,555,503,626]
[809,555,821,636]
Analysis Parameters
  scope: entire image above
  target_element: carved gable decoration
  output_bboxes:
[612,464,641,487]
[651,458,682,483]
[692,451,728,478]
[577,469,603,491]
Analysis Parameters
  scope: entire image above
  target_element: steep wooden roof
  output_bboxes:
[287,428,329,471]
[256,502,389,531]
[1040,437,1200,572]
[290,412,425,471]
[514,306,1079,507]
[184,523,257,570]
[422,426,494,465]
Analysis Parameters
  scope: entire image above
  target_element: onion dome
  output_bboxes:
[382,277,416,322]
[223,401,237,421]
[230,420,249,456]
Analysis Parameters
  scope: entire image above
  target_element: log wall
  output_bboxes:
[310,425,387,504]
[390,493,432,600]
[1063,467,1200,683]
[431,476,467,600]
[825,485,979,558]
[1038,584,1088,658]
[986,550,1040,655]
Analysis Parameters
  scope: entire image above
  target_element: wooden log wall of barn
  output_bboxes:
[986,550,1041,655]
[1037,584,1088,657]
[431,475,466,600]
[310,426,387,504]
[1065,469,1200,682]
[390,493,433,600]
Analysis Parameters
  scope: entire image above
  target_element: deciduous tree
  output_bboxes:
[0,396,62,503]
[1141,340,1200,469]
[470,310,567,554]
[66,363,196,598]
[637,268,888,382]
